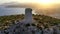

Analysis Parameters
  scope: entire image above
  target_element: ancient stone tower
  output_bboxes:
[24,8,32,23]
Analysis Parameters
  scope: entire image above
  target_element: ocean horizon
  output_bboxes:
[0,6,25,16]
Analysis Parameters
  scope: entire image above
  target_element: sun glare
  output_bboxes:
[36,0,54,9]
[38,0,53,4]
[18,0,60,9]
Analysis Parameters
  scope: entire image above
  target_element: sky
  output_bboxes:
[0,0,60,4]
[0,0,60,18]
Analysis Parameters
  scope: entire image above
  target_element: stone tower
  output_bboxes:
[24,8,32,23]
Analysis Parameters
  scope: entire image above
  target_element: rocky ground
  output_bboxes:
[0,21,60,34]
[0,14,60,34]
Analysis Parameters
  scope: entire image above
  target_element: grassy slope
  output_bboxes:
[0,14,60,30]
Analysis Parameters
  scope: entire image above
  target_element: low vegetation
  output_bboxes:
[0,14,60,30]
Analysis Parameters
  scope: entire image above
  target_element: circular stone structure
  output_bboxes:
[25,8,32,23]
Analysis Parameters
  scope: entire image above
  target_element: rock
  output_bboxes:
[43,28,53,34]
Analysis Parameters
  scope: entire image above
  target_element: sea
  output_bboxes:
[0,6,25,16]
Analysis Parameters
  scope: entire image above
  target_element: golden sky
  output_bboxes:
[0,0,60,4]
[0,0,60,18]
[1,0,60,9]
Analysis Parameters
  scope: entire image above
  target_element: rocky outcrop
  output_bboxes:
[0,21,60,34]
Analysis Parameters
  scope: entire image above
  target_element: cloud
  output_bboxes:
[34,4,60,18]
[1,2,60,18]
